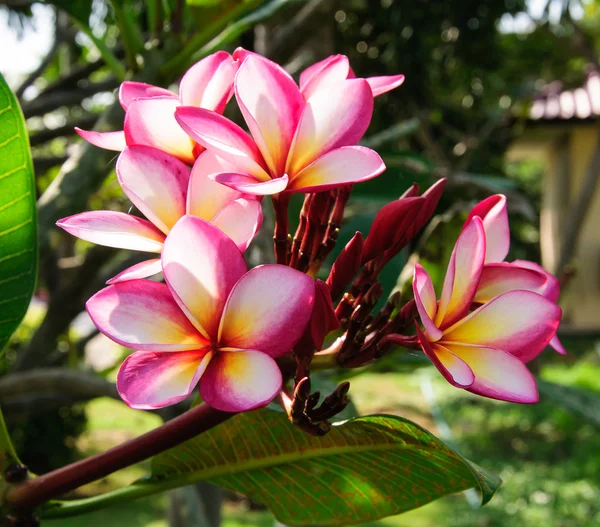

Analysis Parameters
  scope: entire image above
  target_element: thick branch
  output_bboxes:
[29,116,97,146]
[0,369,118,399]
[21,78,119,118]
[33,155,68,174]
[5,404,233,511]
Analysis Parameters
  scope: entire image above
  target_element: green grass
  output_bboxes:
[44,340,600,527]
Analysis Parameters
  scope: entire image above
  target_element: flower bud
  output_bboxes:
[326,232,364,300]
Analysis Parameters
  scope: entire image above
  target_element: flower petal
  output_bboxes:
[213,173,289,196]
[86,280,206,351]
[299,55,350,100]
[435,217,486,329]
[465,194,509,263]
[443,290,562,362]
[187,151,244,220]
[117,146,190,234]
[210,198,262,252]
[118,348,213,409]
[106,258,162,285]
[175,107,269,179]
[474,262,549,304]
[512,259,560,302]
[162,216,247,339]
[286,78,373,176]
[365,74,405,97]
[124,97,196,164]
[550,335,567,355]
[415,325,474,388]
[56,211,165,252]
[119,81,175,111]
[444,343,539,403]
[308,280,340,350]
[218,265,315,357]
[413,263,442,341]
[287,146,384,193]
[75,128,126,151]
[235,54,305,176]
[179,51,238,113]
[199,350,282,412]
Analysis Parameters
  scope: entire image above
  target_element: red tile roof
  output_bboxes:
[530,71,600,120]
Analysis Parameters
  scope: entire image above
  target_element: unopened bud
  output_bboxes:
[326,232,364,300]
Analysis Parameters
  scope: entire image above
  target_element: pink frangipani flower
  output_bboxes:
[174,52,386,195]
[57,146,262,283]
[86,216,316,412]
[76,51,239,164]
[413,217,562,403]
[232,48,405,101]
[464,194,566,355]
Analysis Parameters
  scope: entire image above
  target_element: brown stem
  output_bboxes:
[272,195,290,265]
[5,404,233,511]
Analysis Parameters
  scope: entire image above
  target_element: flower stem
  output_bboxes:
[5,403,233,511]
[273,195,290,265]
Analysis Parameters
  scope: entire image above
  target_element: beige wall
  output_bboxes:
[507,124,600,329]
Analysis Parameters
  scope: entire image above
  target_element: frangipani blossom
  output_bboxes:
[57,146,262,283]
[464,194,566,355]
[297,53,405,100]
[232,48,405,101]
[174,53,386,195]
[413,217,562,403]
[87,216,315,412]
[76,51,239,164]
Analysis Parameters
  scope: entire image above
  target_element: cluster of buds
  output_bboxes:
[57,47,563,433]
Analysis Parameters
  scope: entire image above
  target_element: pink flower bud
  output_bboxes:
[326,232,364,300]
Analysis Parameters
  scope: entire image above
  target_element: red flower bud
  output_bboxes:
[326,232,364,300]
[362,197,424,263]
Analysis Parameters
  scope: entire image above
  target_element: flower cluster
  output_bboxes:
[58,49,563,425]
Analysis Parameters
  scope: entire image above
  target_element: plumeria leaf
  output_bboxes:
[39,410,501,524]
[0,73,37,356]
[146,411,499,525]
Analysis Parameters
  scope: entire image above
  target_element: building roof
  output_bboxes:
[530,70,600,121]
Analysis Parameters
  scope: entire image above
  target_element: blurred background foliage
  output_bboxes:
[1,0,600,525]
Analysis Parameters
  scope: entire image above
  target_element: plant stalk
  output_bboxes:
[5,403,233,511]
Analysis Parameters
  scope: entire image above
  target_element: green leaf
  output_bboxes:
[0,73,37,356]
[41,411,500,522]
[538,380,600,429]
[149,411,499,525]
[43,0,92,24]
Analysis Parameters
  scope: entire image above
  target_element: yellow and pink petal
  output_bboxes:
[86,280,207,351]
[106,258,162,285]
[117,348,213,409]
[434,217,486,329]
[235,54,305,176]
[175,107,269,179]
[213,173,289,196]
[474,262,549,304]
[218,265,315,358]
[287,146,384,194]
[299,55,350,100]
[443,343,539,403]
[413,263,442,341]
[119,81,175,111]
[199,349,282,412]
[74,128,126,152]
[442,290,561,362]
[286,79,373,176]
[124,97,196,164]
[56,211,165,252]
[464,194,510,264]
[116,146,190,234]
[162,216,247,340]
[210,198,263,252]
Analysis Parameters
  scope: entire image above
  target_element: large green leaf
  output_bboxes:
[42,410,500,522]
[148,411,499,525]
[0,73,37,356]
